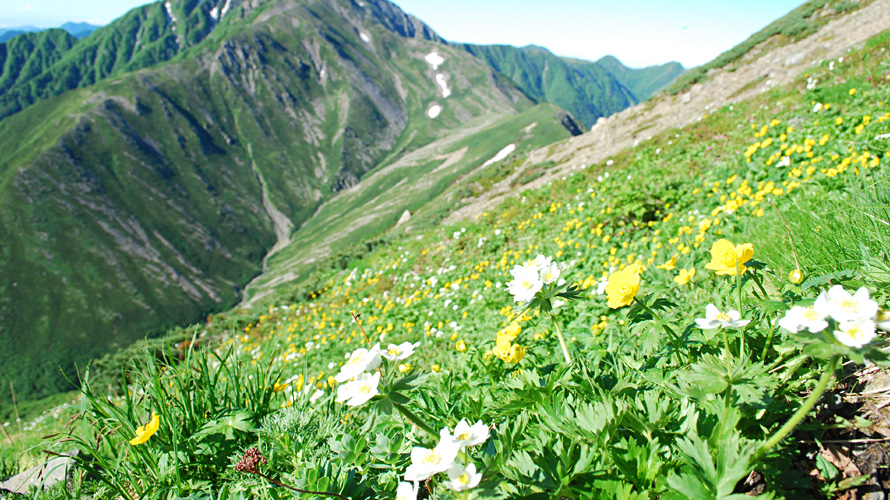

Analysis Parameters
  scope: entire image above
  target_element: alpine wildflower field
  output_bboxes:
[12,29,890,500]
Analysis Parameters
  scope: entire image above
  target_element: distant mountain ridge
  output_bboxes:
[457,43,684,127]
[0,22,100,42]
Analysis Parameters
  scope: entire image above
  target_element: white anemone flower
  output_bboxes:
[395,481,418,500]
[383,342,420,361]
[507,264,543,303]
[442,462,482,491]
[309,389,325,403]
[778,303,829,333]
[340,372,380,406]
[334,344,382,382]
[823,285,879,324]
[540,261,561,284]
[404,437,461,481]
[532,254,553,270]
[448,419,490,448]
[834,319,877,348]
[695,304,750,329]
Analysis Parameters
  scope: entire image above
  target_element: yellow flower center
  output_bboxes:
[422,451,441,465]
[457,432,472,441]
[839,299,858,312]
[802,308,820,320]
[459,473,470,485]
[715,312,732,322]
[387,347,401,356]
[360,384,371,394]
[347,352,365,366]
[521,280,535,290]
[848,326,863,339]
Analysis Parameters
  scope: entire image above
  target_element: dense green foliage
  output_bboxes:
[459,44,683,127]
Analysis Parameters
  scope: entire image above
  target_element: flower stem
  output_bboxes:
[721,327,733,372]
[752,356,838,463]
[633,297,680,343]
[761,317,777,360]
[549,312,572,364]
[394,403,439,438]
[735,265,745,360]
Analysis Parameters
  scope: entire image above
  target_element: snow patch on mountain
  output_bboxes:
[425,52,445,70]
[164,2,177,24]
[360,32,371,43]
[220,0,232,18]
[435,73,451,98]
[427,104,442,119]
[483,144,515,167]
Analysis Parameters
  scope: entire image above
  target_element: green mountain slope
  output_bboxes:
[0,30,79,98]
[0,0,567,404]
[0,0,233,121]
[595,54,684,102]
[457,44,684,127]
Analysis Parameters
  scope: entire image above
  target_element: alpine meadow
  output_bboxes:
[3,0,890,499]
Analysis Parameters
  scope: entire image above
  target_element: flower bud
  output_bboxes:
[788,269,803,284]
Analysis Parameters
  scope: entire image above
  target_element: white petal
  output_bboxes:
[705,304,720,320]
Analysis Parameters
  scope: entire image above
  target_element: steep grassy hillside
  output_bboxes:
[10,25,890,500]
[0,0,550,405]
[666,0,871,94]
[246,103,579,301]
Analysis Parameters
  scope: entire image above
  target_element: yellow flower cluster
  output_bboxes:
[488,322,526,363]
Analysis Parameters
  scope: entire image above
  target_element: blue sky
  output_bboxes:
[0,0,806,67]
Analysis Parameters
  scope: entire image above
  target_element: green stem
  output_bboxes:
[761,316,777,361]
[549,312,572,364]
[735,265,745,360]
[394,403,439,438]
[752,272,770,299]
[720,326,733,375]
[634,297,679,343]
[735,264,743,313]
[752,356,839,463]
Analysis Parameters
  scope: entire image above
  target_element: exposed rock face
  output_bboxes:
[0,450,79,495]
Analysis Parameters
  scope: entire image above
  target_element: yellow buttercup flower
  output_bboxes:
[130,413,160,446]
[499,321,521,342]
[605,267,640,309]
[656,254,677,271]
[500,344,526,364]
[674,268,696,285]
[704,239,753,276]
[788,269,803,284]
[455,340,467,352]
